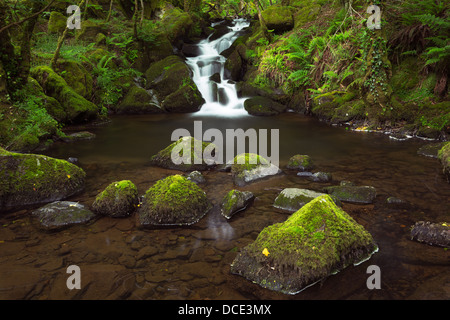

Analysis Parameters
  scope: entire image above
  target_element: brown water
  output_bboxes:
[0,112,449,300]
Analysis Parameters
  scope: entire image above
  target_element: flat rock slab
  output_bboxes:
[273,188,325,212]
[32,201,96,231]
[323,185,376,204]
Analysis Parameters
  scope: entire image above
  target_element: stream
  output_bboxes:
[0,19,449,300]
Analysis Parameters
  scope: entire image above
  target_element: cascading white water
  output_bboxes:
[186,18,250,116]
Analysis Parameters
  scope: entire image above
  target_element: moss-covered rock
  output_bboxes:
[138,174,212,227]
[287,154,314,171]
[0,147,86,211]
[135,33,174,72]
[274,188,325,212]
[145,55,205,113]
[243,96,286,116]
[75,20,108,42]
[221,189,254,219]
[231,195,377,294]
[231,153,281,186]
[30,66,99,123]
[150,136,217,171]
[324,184,377,204]
[261,6,295,34]
[55,60,93,99]
[47,11,67,34]
[161,7,194,44]
[32,201,96,231]
[115,85,163,114]
[92,180,139,217]
[438,142,450,182]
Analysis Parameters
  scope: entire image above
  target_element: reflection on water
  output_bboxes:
[0,113,449,300]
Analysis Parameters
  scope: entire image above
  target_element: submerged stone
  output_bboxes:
[138,175,212,227]
[32,201,96,231]
[273,188,324,212]
[150,136,217,171]
[323,185,377,204]
[0,147,85,211]
[231,153,281,186]
[438,142,450,183]
[231,195,377,295]
[221,190,254,219]
[92,180,139,218]
[186,170,206,184]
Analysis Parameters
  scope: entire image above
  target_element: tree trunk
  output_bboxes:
[106,0,113,22]
[255,0,271,42]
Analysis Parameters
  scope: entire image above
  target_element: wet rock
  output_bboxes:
[323,185,377,204]
[417,142,445,158]
[181,43,201,57]
[150,136,217,171]
[261,6,295,34]
[0,148,85,211]
[137,175,212,227]
[32,201,96,231]
[438,142,450,183]
[221,190,254,219]
[273,188,324,212]
[231,195,377,295]
[115,85,163,114]
[186,170,206,184]
[244,96,287,116]
[410,221,450,248]
[308,172,332,182]
[61,131,96,142]
[91,180,139,218]
[287,154,314,171]
[231,153,281,186]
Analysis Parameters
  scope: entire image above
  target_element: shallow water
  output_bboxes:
[0,112,449,300]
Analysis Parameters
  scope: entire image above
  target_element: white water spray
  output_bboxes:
[186,19,251,117]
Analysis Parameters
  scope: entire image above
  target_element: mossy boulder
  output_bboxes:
[91,180,139,217]
[438,142,450,182]
[115,85,163,114]
[287,154,314,171]
[261,6,295,33]
[55,60,93,99]
[244,96,287,116]
[48,11,67,34]
[30,66,99,123]
[231,195,377,294]
[0,147,86,211]
[221,189,254,219]
[160,7,194,44]
[145,55,205,113]
[274,188,325,212]
[135,33,174,72]
[150,136,217,171]
[231,153,281,186]
[138,175,212,227]
[32,201,96,231]
[75,20,108,42]
[324,184,377,204]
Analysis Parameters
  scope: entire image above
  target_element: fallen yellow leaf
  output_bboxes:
[262,248,270,257]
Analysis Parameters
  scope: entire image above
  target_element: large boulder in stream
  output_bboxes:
[145,55,205,113]
[115,85,163,114]
[231,153,281,186]
[137,175,212,227]
[150,136,217,172]
[231,195,378,295]
[0,147,86,211]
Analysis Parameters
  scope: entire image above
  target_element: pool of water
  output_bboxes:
[0,112,449,300]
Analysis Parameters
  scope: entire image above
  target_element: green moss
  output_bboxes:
[55,60,93,99]
[232,195,377,294]
[438,142,450,182]
[30,66,99,123]
[261,6,295,33]
[287,154,313,171]
[139,174,212,226]
[231,153,270,174]
[92,180,139,217]
[0,147,86,209]
[161,7,194,43]
[48,11,67,34]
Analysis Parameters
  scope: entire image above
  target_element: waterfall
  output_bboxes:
[186,18,250,117]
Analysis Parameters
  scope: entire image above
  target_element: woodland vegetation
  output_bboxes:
[0,0,449,152]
